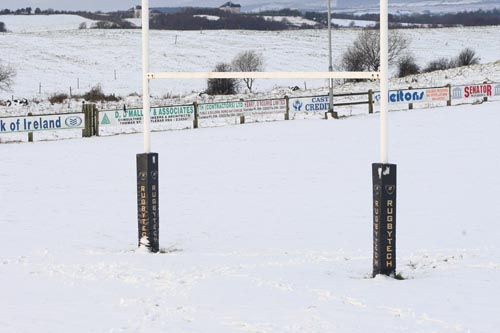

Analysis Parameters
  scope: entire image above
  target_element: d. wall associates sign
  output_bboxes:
[0,113,84,133]
[99,105,195,126]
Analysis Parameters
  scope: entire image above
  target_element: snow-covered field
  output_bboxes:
[1,15,499,102]
[1,100,500,332]
[0,14,97,33]
[263,15,318,27]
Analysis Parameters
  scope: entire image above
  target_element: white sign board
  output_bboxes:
[451,83,500,100]
[0,113,84,133]
[289,96,330,112]
[198,102,244,119]
[99,105,194,126]
[244,99,287,114]
[375,87,449,104]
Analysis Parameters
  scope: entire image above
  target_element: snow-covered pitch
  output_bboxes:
[1,100,499,332]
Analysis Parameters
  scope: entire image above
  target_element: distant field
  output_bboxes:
[0,14,97,33]
[1,15,499,99]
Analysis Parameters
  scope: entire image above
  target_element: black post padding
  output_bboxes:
[372,163,397,277]
[137,153,160,253]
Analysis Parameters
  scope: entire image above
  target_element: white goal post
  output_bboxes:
[147,72,380,80]
[141,0,390,164]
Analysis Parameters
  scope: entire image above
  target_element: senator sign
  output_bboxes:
[99,105,194,126]
[290,96,330,112]
[0,113,84,133]
[451,83,500,100]
[375,87,449,104]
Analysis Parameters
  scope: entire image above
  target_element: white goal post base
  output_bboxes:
[147,71,380,80]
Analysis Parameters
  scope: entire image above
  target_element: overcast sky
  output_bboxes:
[0,1,237,11]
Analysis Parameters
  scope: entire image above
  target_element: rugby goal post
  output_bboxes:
[138,0,396,279]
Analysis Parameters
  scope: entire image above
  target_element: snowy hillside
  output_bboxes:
[1,15,499,102]
[0,14,97,33]
[1,100,500,332]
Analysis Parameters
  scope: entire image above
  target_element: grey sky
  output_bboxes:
[0,0,340,12]
[0,1,254,12]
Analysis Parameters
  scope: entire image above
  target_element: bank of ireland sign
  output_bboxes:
[0,113,84,133]
[290,96,330,112]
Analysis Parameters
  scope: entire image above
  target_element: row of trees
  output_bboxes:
[1,7,42,15]
[151,12,290,31]
[398,48,480,77]
[305,8,500,27]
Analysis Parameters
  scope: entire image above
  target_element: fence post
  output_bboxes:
[240,99,245,124]
[28,112,34,142]
[82,104,95,137]
[368,89,374,114]
[82,104,88,137]
[284,95,290,120]
[93,104,99,136]
[408,87,413,110]
[447,84,452,106]
[193,102,199,129]
[483,81,488,102]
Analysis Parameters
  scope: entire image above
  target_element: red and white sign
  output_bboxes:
[424,87,449,102]
[452,83,500,99]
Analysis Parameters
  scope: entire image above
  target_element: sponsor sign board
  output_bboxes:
[451,83,500,100]
[198,101,244,119]
[289,96,330,112]
[99,105,194,126]
[375,87,449,104]
[244,99,287,115]
[0,113,84,133]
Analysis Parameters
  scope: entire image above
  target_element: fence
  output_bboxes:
[1,81,499,143]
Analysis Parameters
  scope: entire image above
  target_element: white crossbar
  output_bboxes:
[147,71,380,80]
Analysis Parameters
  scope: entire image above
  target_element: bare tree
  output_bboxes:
[397,55,420,78]
[423,58,455,73]
[0,63,16,91]
[341,29,410,72]
[231,50,264,93]
[206,63,239,95]
[456,48,480,67]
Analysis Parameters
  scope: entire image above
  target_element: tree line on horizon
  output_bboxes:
[2,6,499,30]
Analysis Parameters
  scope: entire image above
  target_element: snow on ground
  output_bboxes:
[263,16,318,27]
[332,18,377,27]
[125,18,142,27]
[331,18,423,28]
[1,16,499,101]
[1,100,500,332]
[194,14,221,21]
[0,14,97,33]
